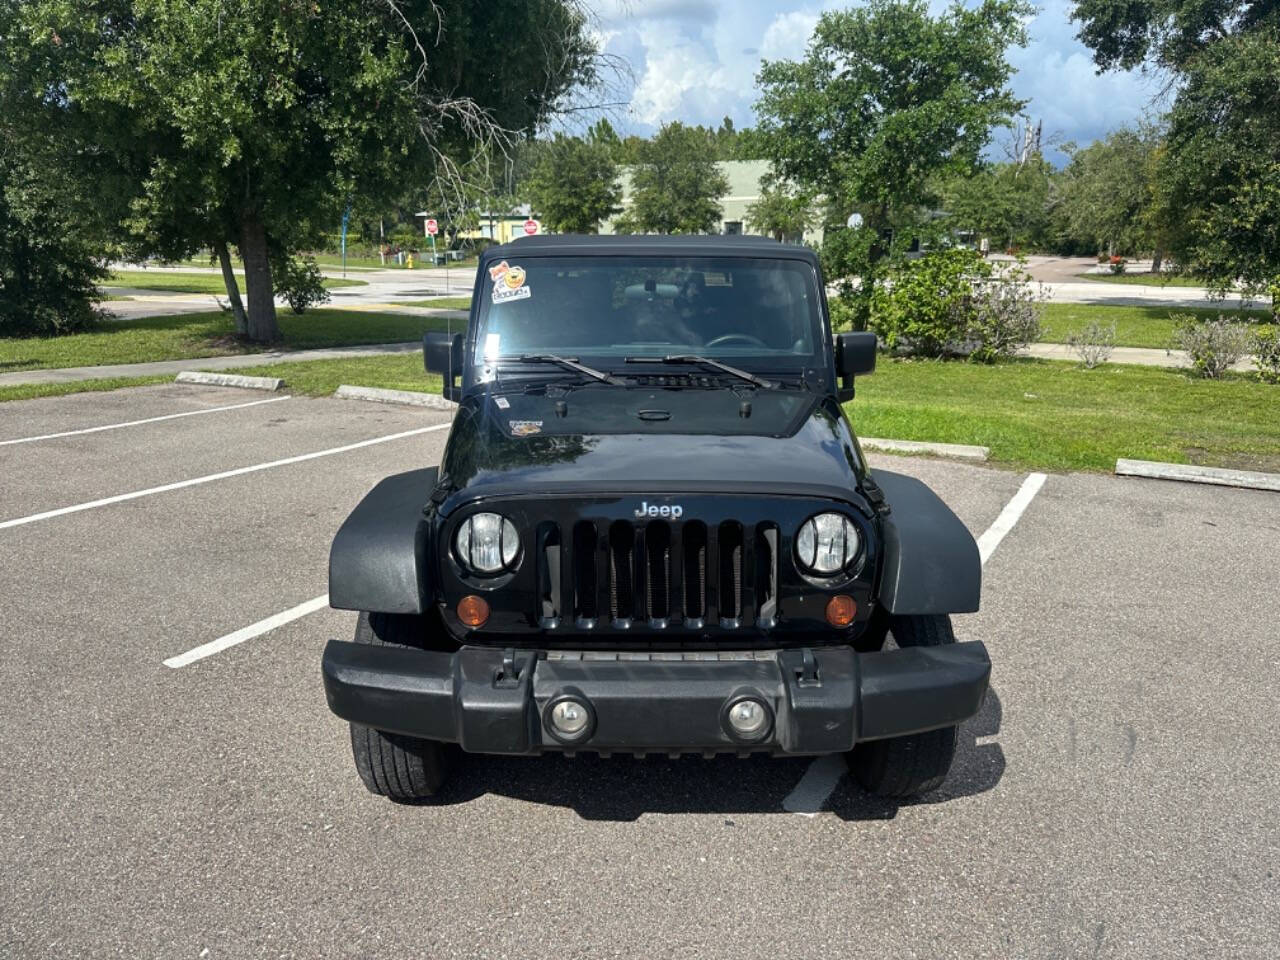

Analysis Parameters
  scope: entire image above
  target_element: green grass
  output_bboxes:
[1076,271,1216,288]
[103,270,366,294]
[398,297,472,310]
[847,357,1280,472]
[211,354,443,397]
[0,309,459,373]
[0,374,169,404]
[1040,303,1273,349]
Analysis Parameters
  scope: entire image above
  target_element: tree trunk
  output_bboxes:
[216,241,248,335]
[239,212,279,343]
[1151,248,1164,274]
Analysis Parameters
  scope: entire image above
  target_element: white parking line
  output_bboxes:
[0,422,450,531]
[781,471,1050,816]
[0,395,291,447]
[164,594,330,668]
[976,472,1048,565]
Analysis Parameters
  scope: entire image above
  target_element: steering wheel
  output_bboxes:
[704,333,768,349]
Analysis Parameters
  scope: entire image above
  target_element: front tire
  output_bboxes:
[348,611,451,800]
[848,613,959,798]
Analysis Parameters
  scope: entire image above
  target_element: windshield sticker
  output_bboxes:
[493,396,510,409]
[483,332,501,361]
[509,419,543,437]
[488,261,531,305]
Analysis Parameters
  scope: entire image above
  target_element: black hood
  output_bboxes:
[437,385,866,512]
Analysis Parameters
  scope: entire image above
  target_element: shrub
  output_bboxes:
[0,157,106,337]
[828,295,857,333]
[1109,256,1127,275]
[1171,313,1251,379]
[1066,321,1116,368]
[870,250,1043,362]
[968,262,1045,362]
[273,254,330,314]
[1252,327,1280,384]
[870,248,987,357]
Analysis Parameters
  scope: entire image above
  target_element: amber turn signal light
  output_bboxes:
[457,595,490,628]
[825,595,856,627]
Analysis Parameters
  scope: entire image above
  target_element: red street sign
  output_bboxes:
[425,218,438,236]
[523,219,539,236]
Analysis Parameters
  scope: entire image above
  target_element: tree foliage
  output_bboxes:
[1073,0,1280,295]
[615,122,729,235]
[524,132,621,234]
[0,147,107,336]
[5,0,598,341]
[939,155,1053,251]
[756,0,1029,328]
[1052,128,1159,257]
[745,173,815,241]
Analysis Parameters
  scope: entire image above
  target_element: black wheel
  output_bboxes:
[848,613,959,798]
[347,611,452,800]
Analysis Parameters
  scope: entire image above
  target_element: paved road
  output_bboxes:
[104,266,476,320]
[2,385,1278,958]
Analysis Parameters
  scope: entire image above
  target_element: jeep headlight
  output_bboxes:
[796,513,860,575]
[455,513,520,574]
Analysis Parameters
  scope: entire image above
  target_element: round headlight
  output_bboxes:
[455,513,519,574]
[795,513,860,575]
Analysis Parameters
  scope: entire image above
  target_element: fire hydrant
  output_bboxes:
[406,253,415,269]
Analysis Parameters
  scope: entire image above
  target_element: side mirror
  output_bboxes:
[834,331,877,402]
[424,331,464,401]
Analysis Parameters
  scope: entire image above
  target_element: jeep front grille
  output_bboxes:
[536,517,779,633]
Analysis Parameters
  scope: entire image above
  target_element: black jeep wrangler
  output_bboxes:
[322,235,989,801]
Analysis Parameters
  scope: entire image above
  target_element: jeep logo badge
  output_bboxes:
[634,501,683,520]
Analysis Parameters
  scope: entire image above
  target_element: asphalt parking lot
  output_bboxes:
[2,384,1278,959]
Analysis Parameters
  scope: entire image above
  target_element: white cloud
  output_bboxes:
[595,0,1160,159]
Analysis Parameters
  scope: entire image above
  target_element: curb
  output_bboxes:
[175,371,284,391]
[334,384,458,412]
[1115,458,1280,492]
[861,436,990,462]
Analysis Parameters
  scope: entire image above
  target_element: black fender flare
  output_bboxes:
[328,468,437,615]
[873,469,981,615]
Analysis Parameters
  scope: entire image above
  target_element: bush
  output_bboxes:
[870,250,1042,362]
[1172,313,1252,378]
[828,295,857,333]
[1109,256,1127,275]
[1066,321,1116,368]
[1252,327,1280,384]
[870,248,986,357]
[968,262,1045,362]
[273,254,330,314]
[0,157,106,337]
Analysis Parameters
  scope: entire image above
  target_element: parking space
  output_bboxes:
[2,385,1277,958]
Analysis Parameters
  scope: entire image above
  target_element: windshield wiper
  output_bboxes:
[500,354,627,386]
[625,354,778,389]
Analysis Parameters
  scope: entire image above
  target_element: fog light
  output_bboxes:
[457,594,489,628]
[546,696,593,743]
[725,697,771,741]
[825,594,856,627]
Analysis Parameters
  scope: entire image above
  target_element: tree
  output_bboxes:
[1072,0,1280,297]
[0,147,107,336]
[524,134,621,233]
[7,0,598,341]
[1051,128,1158,258]
[615,122,729,235]
[939,156,1053,252]
[755,0,1030,328]
[745,173,815,241]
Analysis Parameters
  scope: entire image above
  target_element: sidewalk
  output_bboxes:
[0,341,422,387]
[1022,342,1255,372]
[3,338,1254,389]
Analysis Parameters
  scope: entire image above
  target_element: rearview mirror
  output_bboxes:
[424,331,464,401]
[834,331,877,402]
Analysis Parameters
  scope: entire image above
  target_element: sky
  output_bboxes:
[589,0,1167,166]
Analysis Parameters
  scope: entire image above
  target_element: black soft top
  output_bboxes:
[481,233,820,266]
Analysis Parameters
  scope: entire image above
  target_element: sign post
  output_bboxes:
[425,217,438,272]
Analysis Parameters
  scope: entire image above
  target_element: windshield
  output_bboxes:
[473,256,823,374]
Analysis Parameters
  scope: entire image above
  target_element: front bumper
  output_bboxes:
[321,641,991,756]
